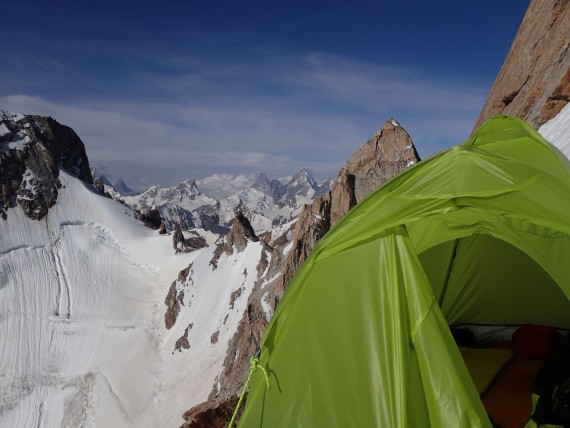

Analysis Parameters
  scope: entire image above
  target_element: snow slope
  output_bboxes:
[539,103,570,159]
[0,171,263,427]
[162,242,264,408]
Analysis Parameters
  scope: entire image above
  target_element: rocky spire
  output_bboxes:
[224,211,259,253]
[273,118,419,299]
[209,211,260,269]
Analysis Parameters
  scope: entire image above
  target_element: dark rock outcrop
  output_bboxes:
[175,323,194,352]
[164,265,192,330]
[164,282,183,330]
[181,396,240,428]
[134,208,163,230]
[173,224,208,253]
[94,177,106,194]
[474,0,570,130]
[210,211,260,269]
[196,205,228,235]
[0,112,93,220]
[224,212,259,253]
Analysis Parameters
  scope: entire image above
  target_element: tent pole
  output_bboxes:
[438,238,459,308]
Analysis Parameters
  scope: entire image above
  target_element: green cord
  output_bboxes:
[228,356,271,428]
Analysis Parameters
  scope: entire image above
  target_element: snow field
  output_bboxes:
[0,172,195,427]
[0,169,269,427]
[162,241,264,411]
[539,103,570,160]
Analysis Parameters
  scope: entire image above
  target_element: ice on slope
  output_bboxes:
[0,171,262,427]
[539,103,570,159]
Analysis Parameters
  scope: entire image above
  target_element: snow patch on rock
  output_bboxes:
[539,102,570,160]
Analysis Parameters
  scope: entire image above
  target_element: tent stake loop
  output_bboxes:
[228,356,270,427]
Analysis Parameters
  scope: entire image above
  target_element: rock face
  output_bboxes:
[474,0,570,130]
[275,119,419,300]
[172,224,208,253]
[182,397,240,428]
[182,119,420,427]
[210,211,261,269]
[0,111,93,220]
[332,118,419,221]
[134,208,163,230]
[164,265,192,330]
[224,212,259,253]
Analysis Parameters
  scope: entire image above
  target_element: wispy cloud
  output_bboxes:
[0,50,488,190]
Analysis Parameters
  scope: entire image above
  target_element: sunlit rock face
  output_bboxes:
[474,0,570,131]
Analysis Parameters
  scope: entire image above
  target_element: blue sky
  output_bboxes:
[1,0,529,190]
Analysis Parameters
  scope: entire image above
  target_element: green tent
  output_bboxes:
[238,116,570,427]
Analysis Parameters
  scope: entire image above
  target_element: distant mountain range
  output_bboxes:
[95,169,333,235]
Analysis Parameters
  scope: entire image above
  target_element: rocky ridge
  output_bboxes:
[269,118,420,310]
[180,118,420,426]
[0,111,92,220]
[474,0,570,130]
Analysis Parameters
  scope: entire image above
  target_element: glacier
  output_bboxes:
[0,170,264,427]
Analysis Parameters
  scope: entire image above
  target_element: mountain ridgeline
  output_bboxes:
[100,168,334,236]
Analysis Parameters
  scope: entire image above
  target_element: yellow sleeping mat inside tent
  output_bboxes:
[459,347,514,396]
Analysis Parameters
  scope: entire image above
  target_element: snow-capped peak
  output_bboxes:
[114,178,137,196]
[251,172,283,199]
[289,168,317,188]
[279,168,321,206]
